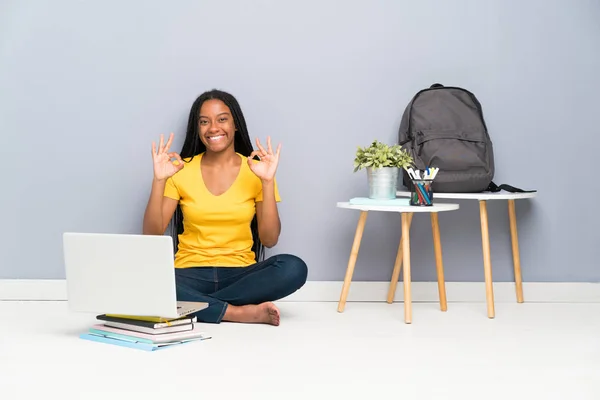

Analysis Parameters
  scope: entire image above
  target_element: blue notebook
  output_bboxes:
[80,333,195,352]
[349,197,409,206]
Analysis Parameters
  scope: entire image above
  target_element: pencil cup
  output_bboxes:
[410,179,434,206]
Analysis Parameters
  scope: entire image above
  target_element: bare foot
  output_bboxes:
[222,302,280,326]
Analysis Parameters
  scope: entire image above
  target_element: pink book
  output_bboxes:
[91,324,211,344]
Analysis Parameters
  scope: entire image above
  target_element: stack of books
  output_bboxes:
[79,314,211,351]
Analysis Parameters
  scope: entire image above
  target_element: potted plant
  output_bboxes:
[354,140,414,199]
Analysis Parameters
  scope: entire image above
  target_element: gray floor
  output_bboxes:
[0,300,599,399]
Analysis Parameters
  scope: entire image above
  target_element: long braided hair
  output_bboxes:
[170,89,264,262]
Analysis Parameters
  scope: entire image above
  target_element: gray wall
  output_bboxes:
[1,0,598,282]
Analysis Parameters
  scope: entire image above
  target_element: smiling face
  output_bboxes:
[198,99,236,154]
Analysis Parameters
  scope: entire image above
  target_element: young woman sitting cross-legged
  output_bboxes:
[142,89,307,326]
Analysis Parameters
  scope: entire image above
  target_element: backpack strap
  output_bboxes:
[486,181,537,193]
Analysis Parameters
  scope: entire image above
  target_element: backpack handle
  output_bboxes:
[430,83,444,88]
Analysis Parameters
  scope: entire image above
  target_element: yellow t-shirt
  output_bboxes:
[163,152,281,268]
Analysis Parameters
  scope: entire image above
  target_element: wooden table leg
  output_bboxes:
[337,211,368,312]
[479,200,495,318]
[387,212,413,304]
[508,199,524,303]
[430,212,447,312]
[401,212,412,324]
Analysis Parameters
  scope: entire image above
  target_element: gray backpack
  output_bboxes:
[398,83,496,193]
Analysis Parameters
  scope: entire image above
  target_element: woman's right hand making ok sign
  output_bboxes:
[152,133,184,181]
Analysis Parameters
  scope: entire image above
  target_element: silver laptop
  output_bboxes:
[62,232,208,319]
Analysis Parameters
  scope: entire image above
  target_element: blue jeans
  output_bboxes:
[175,254,308,323]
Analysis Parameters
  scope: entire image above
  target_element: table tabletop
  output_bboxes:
[336,202,459,213]
[396,190,537,201]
